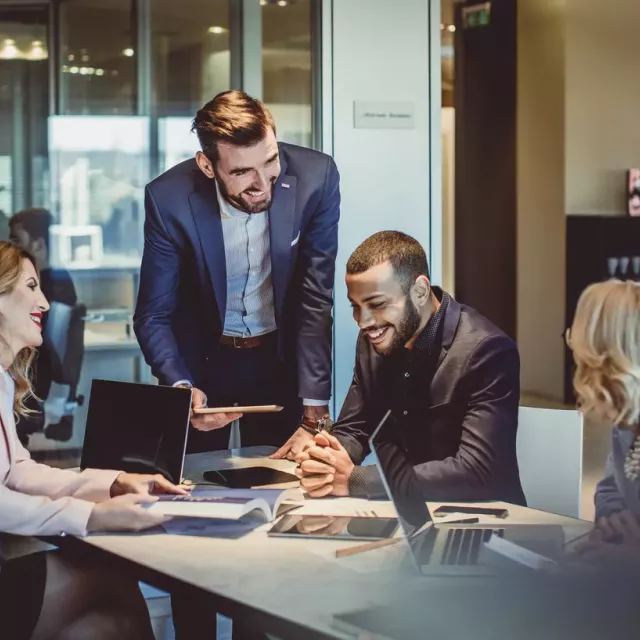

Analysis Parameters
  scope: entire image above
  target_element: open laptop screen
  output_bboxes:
[369,410,433,537]
[81,379,192,484]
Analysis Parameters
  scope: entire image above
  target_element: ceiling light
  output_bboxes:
[79,66,89,75]
[448,25,456,32]
[277,0,288,6]
[208,26,226,35]
[95,68,105,76]
[69,66,79,74]
[87,67,95,75]
[440,23,445,30]
[0,39,19,60]
[122,48,134,57]
[29,40,47,60]
[68,53,75,61]
[260,0,267,4]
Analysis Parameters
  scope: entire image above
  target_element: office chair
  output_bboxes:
[41,301,87,442]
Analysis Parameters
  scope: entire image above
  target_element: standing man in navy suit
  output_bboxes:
[134,90,340,462]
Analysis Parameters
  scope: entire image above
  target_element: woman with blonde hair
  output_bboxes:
[569,278,640,548]
[0,241,185,639]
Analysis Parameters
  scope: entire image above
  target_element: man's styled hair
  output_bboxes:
[346,231,430,293]
[191,90,276,164]
[9,208,53,251]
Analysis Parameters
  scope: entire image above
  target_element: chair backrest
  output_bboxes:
[516,406,583,519]
[43,301,86,392]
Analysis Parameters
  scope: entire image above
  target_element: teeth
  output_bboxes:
[368,327,386,339]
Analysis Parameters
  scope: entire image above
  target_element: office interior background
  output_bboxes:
[1,0,637,521]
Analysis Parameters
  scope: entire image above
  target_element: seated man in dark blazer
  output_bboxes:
[296,231,526,504]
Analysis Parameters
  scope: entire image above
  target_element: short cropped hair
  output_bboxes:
[9,208,53,251]
[346,231,430,293]
[570,279,640,428]
[191,90,276,164]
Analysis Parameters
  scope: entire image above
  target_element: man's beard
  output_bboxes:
[380,297,422,357]
[216,177,274,214]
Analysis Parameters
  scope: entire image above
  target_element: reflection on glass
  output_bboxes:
[60,0,135,115]
[262,0,312,147]
[48,115,149,267]
[158,117,200,174]
[151,0,230,118]
[0,8,49,218]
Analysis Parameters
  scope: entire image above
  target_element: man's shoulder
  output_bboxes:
[455,302,517,356]
[147,158,200,195]
[279,142,336,177]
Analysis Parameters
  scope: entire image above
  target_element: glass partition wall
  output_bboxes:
[0,0,319,456]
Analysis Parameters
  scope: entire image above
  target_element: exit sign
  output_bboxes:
[462,2,492,29]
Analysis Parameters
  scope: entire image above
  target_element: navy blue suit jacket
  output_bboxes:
[133,143,340,400]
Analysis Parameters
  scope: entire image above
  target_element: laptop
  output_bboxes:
[81,379,193,484]
[369,410,567,576]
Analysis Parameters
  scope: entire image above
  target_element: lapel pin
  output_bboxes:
[281,182,290,189]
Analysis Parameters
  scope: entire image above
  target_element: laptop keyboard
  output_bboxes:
[442,528,505,565]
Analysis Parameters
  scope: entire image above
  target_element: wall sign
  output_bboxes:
[462,2,492,29]
[353,102,415,129]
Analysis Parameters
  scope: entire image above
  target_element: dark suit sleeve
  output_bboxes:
[595,453,627,520]
[295,157,340,400]
[133,186,192,385]
[332,336,371,464]
[360,336,521,501]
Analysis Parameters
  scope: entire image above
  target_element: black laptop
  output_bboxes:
[80,379,192,484]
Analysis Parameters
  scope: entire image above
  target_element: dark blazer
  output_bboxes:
[133,143,340,399]
[333,294,526,504]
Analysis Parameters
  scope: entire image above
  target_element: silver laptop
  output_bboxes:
[369,410,566,576]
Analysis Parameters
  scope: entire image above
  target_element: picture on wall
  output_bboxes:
[628,169,640,216]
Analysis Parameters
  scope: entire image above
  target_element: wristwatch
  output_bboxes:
[300,415,333,435]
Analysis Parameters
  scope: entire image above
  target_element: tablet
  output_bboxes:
[268,515,399,541]
[203,467,299,488]
[192,405,283,415]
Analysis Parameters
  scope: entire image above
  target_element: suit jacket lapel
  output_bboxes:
[189,180,227,326]
[269,164,298,321]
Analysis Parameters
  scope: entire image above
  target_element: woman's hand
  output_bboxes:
[88,494,170,533]
[110,472,189,498]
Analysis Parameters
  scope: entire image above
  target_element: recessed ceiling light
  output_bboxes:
[95,68,105,76]
[122,48,134,57]
[69,66,79,74]
[448,25,456,32]
[278,0,288,6]
[208,26,227,34]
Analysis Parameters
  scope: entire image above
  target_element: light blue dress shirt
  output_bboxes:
[216,181,277,338]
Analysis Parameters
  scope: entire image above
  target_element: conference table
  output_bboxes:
[48,447,595,640]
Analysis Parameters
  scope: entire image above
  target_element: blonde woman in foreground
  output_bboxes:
[569,279,640,565]
[0,242,186,639]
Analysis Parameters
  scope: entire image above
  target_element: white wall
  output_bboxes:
[325,0,435,413]
[565,0,640,215]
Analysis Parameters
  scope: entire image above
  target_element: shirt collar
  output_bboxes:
[412,289,450,355]
[215,180,248,220]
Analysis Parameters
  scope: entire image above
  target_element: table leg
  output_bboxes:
[228,418,241,450]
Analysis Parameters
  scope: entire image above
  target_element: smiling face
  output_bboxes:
[196,128,280,214]
[0,258,49,355]
[346,261,431,356]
